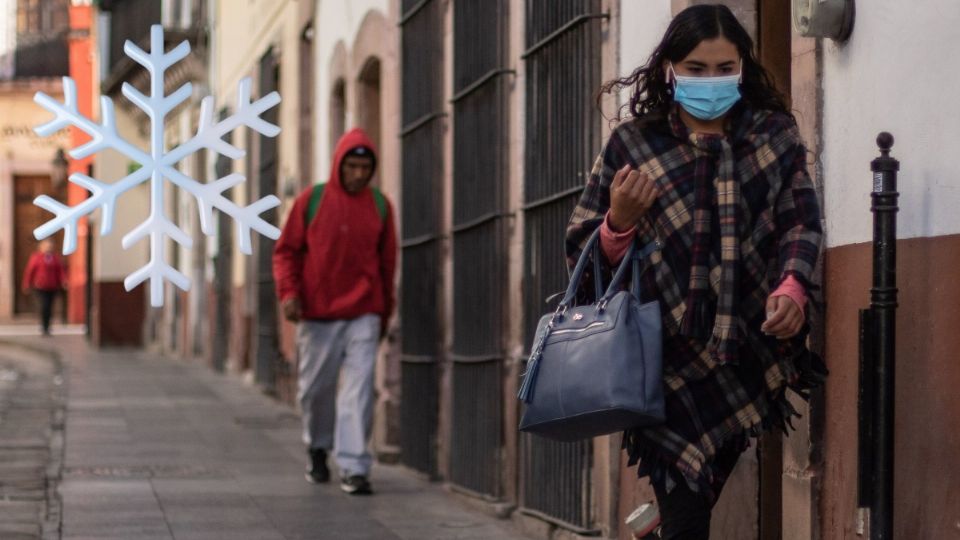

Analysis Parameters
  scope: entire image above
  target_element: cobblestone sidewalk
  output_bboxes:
[0,335,531,540]
[0,341,64,540]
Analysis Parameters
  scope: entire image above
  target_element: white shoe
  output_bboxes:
[625,502,661,539]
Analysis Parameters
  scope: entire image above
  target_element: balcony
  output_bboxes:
[14,33,68,78]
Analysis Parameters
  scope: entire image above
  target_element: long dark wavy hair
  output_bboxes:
[599,4,790,122]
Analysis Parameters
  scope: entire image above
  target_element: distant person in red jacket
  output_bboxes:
[21,239,67,336]
[273,128,397,496]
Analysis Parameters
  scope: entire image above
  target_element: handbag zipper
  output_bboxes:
[551,321,605,335]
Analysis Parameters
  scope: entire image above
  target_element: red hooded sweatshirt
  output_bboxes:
[273,128,397,321]
[22,250,67,292]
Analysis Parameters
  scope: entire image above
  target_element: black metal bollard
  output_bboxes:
[858,132,899,539]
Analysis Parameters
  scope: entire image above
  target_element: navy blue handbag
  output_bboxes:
[518,227,665,441]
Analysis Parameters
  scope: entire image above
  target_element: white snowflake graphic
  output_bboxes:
[32,25,281,307]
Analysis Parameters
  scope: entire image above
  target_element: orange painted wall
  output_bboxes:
[66,4,94,324]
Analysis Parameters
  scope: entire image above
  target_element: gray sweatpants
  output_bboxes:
[296,314,380,477]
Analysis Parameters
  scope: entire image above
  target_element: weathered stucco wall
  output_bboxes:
[822,3,960,246]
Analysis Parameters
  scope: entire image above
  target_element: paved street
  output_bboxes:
[0,340,64,540]
[0,333,531,540]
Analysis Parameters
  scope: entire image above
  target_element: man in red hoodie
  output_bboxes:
[273,128,397,495]
[21,239,67,336]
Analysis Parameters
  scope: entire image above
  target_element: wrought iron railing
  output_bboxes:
[398,0,443,477]
[520,0,605,532]
[102,0,160,72]
[447,0,511,499]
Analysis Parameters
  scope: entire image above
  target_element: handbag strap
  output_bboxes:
[560,228,602,308]
[592,235,603,301]
[598,238,638,304]
[599,237,659,307]
[630,239,660,299]
[562,227,659,309]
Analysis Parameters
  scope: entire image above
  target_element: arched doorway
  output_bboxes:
[356,57,381,158]
[329,78,346,159]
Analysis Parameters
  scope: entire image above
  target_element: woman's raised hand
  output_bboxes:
[608,164,660,232]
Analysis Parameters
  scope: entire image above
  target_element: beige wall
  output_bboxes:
[503,0,526,505]
[90,102,150,283]
[671,0,757,39]
[0,80,71,318]
[212,0,301,289]
[312,0,392,184]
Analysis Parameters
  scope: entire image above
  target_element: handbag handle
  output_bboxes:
[588,232,603,302]
[604,238,660,307]
[560,228,603,309]
[561,227,659,310]
[595,237,639,310]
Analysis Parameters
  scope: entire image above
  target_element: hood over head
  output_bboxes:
[329,128,378,193]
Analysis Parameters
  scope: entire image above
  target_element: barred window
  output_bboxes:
[398,0,444,477]
[520,0,605,532]
[449,0,511,499]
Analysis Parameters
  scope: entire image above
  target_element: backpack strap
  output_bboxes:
[305,182,386,225]
[306,183,325,225]
[371,186,387,222]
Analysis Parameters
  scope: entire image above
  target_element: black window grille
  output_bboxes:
[399,0,444,477]
[212,109,233,373]
[449,0,511,499]
[253,50,280,388]
[520,0,605,533]
[101,0,160,72]
[14,0,69,78]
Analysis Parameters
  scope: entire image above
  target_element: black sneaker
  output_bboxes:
[339,475,373,495]
[305,448,330,484]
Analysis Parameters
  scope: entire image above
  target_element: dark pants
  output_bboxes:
[653,479,713,539]
[652,440,744,539]
[35,289,57,334]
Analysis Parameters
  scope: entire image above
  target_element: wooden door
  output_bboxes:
[13,175,57,314]
[757,2,793,539]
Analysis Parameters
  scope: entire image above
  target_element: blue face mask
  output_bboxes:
[670,63,742,121]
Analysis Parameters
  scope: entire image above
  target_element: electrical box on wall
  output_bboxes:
[792,0,855,41]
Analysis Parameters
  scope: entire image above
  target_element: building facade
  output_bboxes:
[0,0,80,326]
[818,2,960,538]
[88,0,157,346]
[0,78,71,322]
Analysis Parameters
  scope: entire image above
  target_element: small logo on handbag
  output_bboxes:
[573,313,584,321]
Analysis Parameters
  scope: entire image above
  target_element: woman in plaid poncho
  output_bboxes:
[565,5,826,538]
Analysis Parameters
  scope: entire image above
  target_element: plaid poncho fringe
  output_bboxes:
[565,104,825,500]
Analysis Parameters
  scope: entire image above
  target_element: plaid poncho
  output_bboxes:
[565,103,825,499]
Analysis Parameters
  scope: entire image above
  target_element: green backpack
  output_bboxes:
[305,183,387,225]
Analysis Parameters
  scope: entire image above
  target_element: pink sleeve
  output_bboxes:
[770,275,807,314]
[599,212,636,264]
